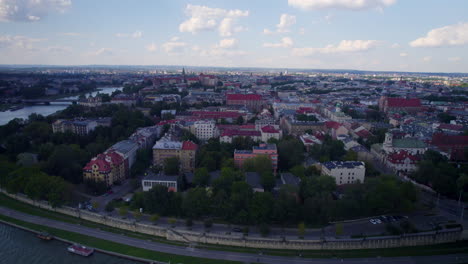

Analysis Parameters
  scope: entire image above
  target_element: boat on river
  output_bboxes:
[67,244,94,257]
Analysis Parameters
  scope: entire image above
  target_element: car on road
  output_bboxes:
[370,219,378,224]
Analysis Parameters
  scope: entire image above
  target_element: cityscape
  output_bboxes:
[0,0,467,264]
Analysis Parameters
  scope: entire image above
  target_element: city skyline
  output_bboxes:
[1,0,468,72]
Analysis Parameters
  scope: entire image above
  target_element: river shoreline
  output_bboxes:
[0,218,159,264]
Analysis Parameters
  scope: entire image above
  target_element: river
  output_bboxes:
[0,223,139,264]
[0,87,123,125]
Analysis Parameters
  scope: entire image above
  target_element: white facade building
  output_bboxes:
[194,120,218,141]
[321,161,365,185]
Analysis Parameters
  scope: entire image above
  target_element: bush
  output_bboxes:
[204,219,213,229]
[386,223,402,235]
[259,223,270,237]
[104,202,115,212]
[168,218,177,227]
[242,226,249,235]
[150,214,160,224]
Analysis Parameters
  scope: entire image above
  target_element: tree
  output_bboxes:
[133,209,143,221]
[249,192,274,224]
[344,150,358,161]
[242,155,272,174]
[150,214,160,224]
[260,172,275,192]
[182,187,209,218]
[193,167,210,187]
[45,144,88,183]
[164,157,180,175]
[298,222,306,238]
[278,139,304,170]
[119,206,128,218]
[236,115,244,125]
[168,218,177,227]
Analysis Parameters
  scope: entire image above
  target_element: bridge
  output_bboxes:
[22,99,78,105]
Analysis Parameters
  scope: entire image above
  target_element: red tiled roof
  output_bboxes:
[355,129,372,138]
[105,151,124,166]
[226,94,262,101]
[386,98,421,108]
[261,125,280,133]
[438,123,464,131]
[182,141,198,151]
[325,121,342,130]
[191,111,245,119]
[432,133,468,147]
[387,151,421,164]
[221,129,261,137]
[83,155,111,172]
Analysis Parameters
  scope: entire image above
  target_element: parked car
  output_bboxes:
[232,227,242,232]
[370,219,378,224]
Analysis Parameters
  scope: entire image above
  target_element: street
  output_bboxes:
[1,206,467,264]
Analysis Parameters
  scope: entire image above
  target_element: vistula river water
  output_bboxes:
[0,223,139,264]
[0,87,123,126]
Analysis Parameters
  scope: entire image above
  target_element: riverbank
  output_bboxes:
[1,192,468,261]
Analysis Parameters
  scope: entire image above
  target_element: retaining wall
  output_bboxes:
[1,190,462,250]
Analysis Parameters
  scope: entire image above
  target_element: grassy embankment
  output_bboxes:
[1,193,468,259]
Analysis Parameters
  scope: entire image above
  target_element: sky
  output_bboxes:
[0,0,467,72]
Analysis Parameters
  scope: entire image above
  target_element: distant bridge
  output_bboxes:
[22,99,77,105]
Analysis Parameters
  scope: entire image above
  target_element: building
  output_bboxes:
[260,125,281,142]
[385,150,421,175]
[152,136,198,172]
[245,172,264,192]
[83,150,125,186]
[78,95,102,107]
[378,96,422,113]
[220,129,261,143]
[52,118,111,135]
[111,93,138,106]
[323,107,352,122]
[108,140,139,170]
[194,120,218,141]
[321,161,366,185]
[234,143,278,173]
[382,132,427,155]
[431,133,468,161]
[280,117,325,135]
[226,94,263,112]
[142,172,178,192]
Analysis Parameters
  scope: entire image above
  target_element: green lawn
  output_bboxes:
[0,214,238,264]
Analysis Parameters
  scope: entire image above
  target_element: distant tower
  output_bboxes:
[383,132,393,149]
[182,68,187,83]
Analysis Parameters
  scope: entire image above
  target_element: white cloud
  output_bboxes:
[263,37,294,48]
[410,22,468,48]
[288,0,396,11]
[0,0,71,22]
[0,34,42,50]
[115,30,143,39]
[60,32,81,37]
[292,40,379,56]
[179,4,248,37]
[200,48,247,57]
[277,14,296,33]
[145,43,157,52]
[162,39,187,54]
[391,43,400,48]
[299,27,306,35]
[262,28,273,35]
[422,56,432,62]
[399,52,408,57]
[217,38,238,49]
[47,46,72,53]
[94,48,113,56]
[448,57,461,62]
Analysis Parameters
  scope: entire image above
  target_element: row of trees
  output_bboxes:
[129,168,418,226]
[0,162,70,207]
[411,150,468,200]
[0,104,154,185]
